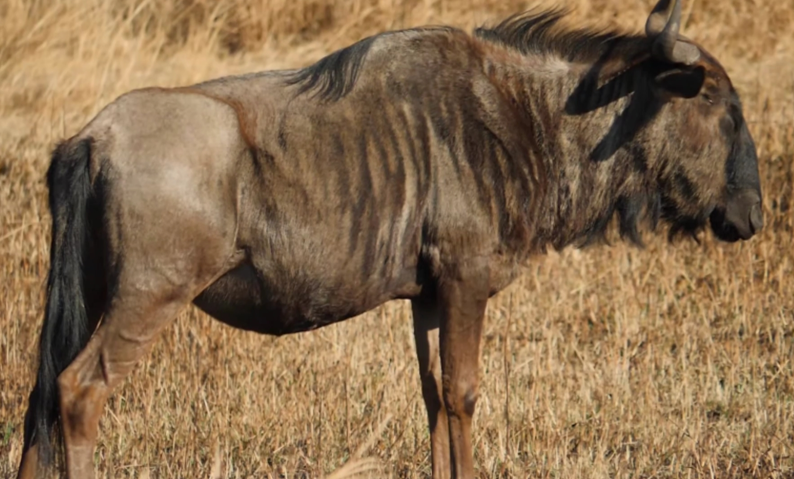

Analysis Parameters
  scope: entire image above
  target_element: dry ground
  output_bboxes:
[1,0,793,477]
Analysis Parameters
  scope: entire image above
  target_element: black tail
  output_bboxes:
[21,138,95,468]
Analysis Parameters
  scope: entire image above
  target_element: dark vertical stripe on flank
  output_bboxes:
[348,135,369,256]
[277,114,289,152]
[249,147,264,179]
[479,124,512,245]
[429,99,464,184]
[329,131,351,213]
[449,100,470,184]
[397,107,421,187]
[387,124,407,204]
[382,112,408,275]
[411,102,434,248]
[370,112,390,188]
[368,112,391,276]
[395,107,426,262]
[414,104,433,191]
[384,106,407,187]
[460,113,490,212]
[358,136,378,277]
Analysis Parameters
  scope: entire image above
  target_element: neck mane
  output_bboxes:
[472,9,664,250]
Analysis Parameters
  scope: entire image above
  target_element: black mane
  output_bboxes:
[474,8,650,63]
[287,9,654,102]
[286,26,460,102]
[285,34,380,102]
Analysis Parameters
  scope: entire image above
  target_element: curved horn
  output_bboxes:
[645,0,676,37]
[645,0,700,65]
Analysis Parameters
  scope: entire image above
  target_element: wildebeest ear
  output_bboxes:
[654,65,705,98]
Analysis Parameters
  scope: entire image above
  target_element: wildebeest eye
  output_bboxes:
[702,93,714,105]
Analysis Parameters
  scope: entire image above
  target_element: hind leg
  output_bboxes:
[15,446,38,479]
[56,287,194,478]
[17,281,106,479]
[56,231,235,478]
[16,430,42,479]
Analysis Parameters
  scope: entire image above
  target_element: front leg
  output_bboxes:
[438,260,489,479]
[412,297,451,479]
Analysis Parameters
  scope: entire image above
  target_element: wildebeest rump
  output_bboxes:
[17,0,763,477]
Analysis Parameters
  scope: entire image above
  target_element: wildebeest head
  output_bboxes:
[641,0,763,242]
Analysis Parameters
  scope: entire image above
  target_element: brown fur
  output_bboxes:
[17,4,762,479]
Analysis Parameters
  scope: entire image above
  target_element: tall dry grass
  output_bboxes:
[1,0,793,477]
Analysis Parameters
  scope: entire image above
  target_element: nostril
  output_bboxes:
[749,203,763,234]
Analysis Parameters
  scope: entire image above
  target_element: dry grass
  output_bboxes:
[1,0,794,477]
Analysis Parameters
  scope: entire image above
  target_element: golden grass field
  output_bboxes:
[1,0,794,477]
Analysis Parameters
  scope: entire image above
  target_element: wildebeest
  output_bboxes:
[17,0,763,477]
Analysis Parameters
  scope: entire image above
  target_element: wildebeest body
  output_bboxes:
[186,28,635,333]
[186,29,541,334]
[17,3,764,478]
